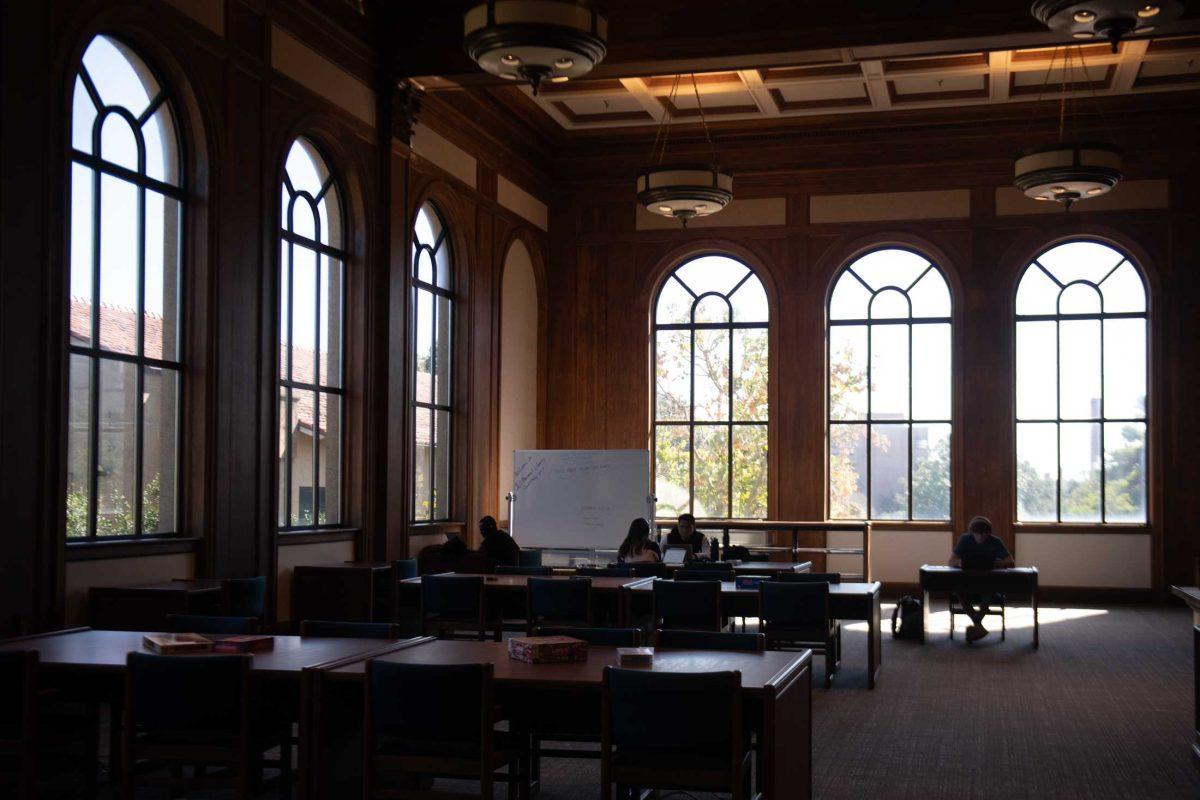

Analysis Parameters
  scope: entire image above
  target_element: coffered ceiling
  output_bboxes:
[507,36,1200,131]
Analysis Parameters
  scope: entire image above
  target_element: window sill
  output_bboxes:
[409,521,466,534]
[66,536,201,562]
[1011,522,1150,534]
[862,520,955,532]
[278,528,359,546]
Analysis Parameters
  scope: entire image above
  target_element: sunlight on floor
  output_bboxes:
[836,604,1109,634]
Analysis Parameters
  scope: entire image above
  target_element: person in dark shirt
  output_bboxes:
[617,518,661,563]
[666,513,706,555]
[478,515,520,571]
[440,531,469,556]
[949,515,1014,642]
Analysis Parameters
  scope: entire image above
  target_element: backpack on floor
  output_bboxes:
[891,595,922,640]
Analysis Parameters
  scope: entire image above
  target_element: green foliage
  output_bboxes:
[64,473,164,537]
[1016,424,1145,522]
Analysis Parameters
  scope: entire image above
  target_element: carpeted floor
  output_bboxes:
[532,602,1200,800]
[96,602,1200,799]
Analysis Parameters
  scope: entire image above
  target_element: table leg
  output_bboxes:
[921,589,930,644]
[868,589,881,689]
[1032,588,1039,650]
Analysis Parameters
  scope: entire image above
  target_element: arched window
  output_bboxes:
[1015,240,1147,523]
[278,138,345,529]
[653,255,768,519]
[828,248,952,521]
[411,203,454,522]
[67,36,183,538]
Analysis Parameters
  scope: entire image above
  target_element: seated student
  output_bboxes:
[666,512,706,555]
[440,531,469,556]
[478,515,521,571]
[617,518,661,564]
[948,515,1015,642]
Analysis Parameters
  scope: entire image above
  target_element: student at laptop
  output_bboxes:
[948,516,1014,642]
[666,512,706,555]
[478,515,520,571]
[618,518,661,564]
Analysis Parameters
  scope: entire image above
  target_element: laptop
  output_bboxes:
[663,546,690,566]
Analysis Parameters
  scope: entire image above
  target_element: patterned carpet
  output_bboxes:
[94,602,1200,799]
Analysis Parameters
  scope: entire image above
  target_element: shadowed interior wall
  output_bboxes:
[498,240,539,523]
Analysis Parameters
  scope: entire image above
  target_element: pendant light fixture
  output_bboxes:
[1013,45,1122,209]
[463,0,608,96]
[1031,1,1182,52]
[636,73,733,227]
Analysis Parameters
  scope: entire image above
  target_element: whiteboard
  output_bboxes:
[510,450,652,550]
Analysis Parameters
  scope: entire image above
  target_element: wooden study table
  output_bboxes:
[397,572,654,631]
[733,561,813,575]
[0,627,411,787]
[622,578,884,689]
[292,561,395,623]
[919,566,1040,648]
[1171,586,1200,769]
[88,579,224,630]
[303,637,812,800]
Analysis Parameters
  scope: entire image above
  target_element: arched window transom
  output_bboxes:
[827,248,952,521]
[278,137,345,529]
[1015,240,1147,523]
[411,203,454,522]
[67,36,183,538]
[653,255,769,519]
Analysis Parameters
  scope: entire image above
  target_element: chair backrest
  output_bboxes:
[518,549,544,568]
[88,587,190,631]
[421,575,484,622]
[654,629,765,652]
[528,578,592,625]
[723,546,752,561]
[292,566,374,623]
[675,567,734,582]
[534,626,642,647]
[625,562,666,578]
[126,652,249,735]
[417,546,487,577]
[300,620,400,639]
[222,576,267,617]
[367,660,491,747]
[776,572,842,584]
[652,580,722,631]
[393,559,419,580]
[603,667,741,757]
[0,650,37,741]
[496,565,553,576]
[167,614,259,634]
[577,566,633,577]
[759,581,830,633]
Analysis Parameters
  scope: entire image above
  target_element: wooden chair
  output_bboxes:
[88,587,191,631]
[0,650,37,799]
[392,559,419,580]
[496,565,553,576]
[533,627,641,647]
[223,576,267,618]
[776,571,842,584]
[292,566,375,623]
[167,614,260,634]
[601,667,750,800]
[300,620,400,639]
[420,575,501,641]
[527,577,592,635]
[949,593,1007,641]
[122,652,290,800]
[759,580,841,688]
[651,580,722,632]
[0,650,101,799]
[653,629,764,652]
[577,566,633,577]
[517,550,544,569]
[517,627,642,786]
[364,660,526,800]
[675,566,735,582]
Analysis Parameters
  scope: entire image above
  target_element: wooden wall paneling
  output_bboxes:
[385,143,413,558]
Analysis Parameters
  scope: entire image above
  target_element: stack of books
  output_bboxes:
[507,635,588,663]
[142,633,274,654]
[616,647,654,667]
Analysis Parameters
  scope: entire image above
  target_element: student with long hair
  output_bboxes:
[617,517,661,563]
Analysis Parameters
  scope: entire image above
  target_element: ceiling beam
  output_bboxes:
[989,50,1012,101]
[619,77,669,122]
[737,69,781,116]
[1111,39,1150,93]
[861,60,891,109]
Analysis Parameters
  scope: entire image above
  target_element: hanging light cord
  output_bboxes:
[689,72,720,166]
[1074,44,1119,144]
[649,73,682,166]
